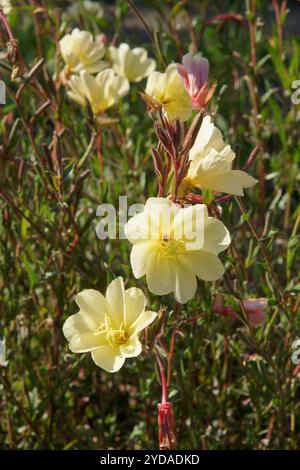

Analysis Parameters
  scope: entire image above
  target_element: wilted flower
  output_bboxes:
[180,116,257,196]
[67,69,129,114]
[213,295,267,326]
[63,277,157,373]
[109,43,156,82]
[145,64,192,121]
[176,53,215,110]
[59,28,107,74]
[125,197,230,304]
[158,402,176,450]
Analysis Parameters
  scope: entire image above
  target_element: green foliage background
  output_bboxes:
[0,0,299,449]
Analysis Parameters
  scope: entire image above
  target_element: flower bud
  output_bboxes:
[157,402,176,450]
[213,294,267,327]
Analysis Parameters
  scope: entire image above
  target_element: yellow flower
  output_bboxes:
[125,198,230,304]
[109,43,156,82]
[67,69,129,114]
[59,28,107,74]
[63,277,157,373]
[145,64,192,121]
[183,116,257,196]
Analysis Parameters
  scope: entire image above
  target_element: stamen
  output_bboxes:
[157,235,186,260]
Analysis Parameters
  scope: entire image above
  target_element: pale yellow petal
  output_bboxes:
[119,336,142,358]
[145,70,167,97]
[203,217,231,254]
[145,197,178,236]
[74,289,108,320]
[130,241,155,278]
[146,255,174,296]
[124,287,146,328]
[187,251,226,281]
[195,170,257,196]
[80,71,101,105]
[91,346,125,372]
[129,310,157,336]
[173,259,197,303]
[63,312,98,341]
[68,330,107,353]
[172,204,206,251]
[67,75,87,106]
[125,212,152,243]
[105,277,125,328]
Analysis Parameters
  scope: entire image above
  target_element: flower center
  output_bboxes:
[158,235,186,260]
[94,318,129,347]
[106,327,129,347]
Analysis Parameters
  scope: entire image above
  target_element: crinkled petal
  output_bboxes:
[74,289,108,321]
[68,329,107,353]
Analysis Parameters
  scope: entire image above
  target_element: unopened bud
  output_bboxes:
[158,402,176,450]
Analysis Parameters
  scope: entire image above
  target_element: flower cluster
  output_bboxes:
[60,30,266,448]
[58,28,156,115]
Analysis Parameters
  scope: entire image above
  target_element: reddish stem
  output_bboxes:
[0,10,14,42]
[167,329,179,387]
[156,354,167,404]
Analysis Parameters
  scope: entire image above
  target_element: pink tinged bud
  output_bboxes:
[242,299,267,326]
[96,33,107,45]
[213,295,267,327]
[157,402,176,450]
[207,13,244,27]
[176,53,214,110]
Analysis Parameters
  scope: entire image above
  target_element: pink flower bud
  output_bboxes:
[207,13,244,27]
[213,295,267,326]
[96,33,108,45]
[176,53,215,110]
[157,402,176,450]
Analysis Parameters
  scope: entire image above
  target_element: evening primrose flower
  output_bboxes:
[63,277,157,373]
[109,43,156,82]
[145,64,192,121]
[67,69,129,114]
[180,116,257,196]
[125,198,230,304]
[59,28,107,74]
